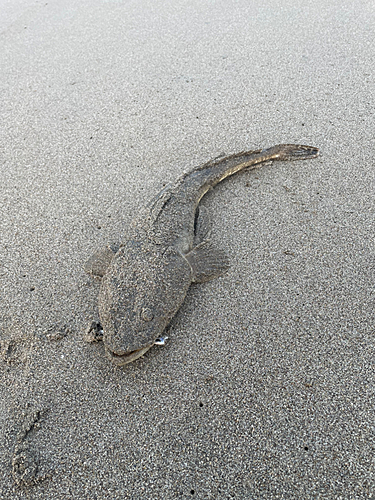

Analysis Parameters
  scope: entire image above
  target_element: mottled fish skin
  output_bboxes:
[87,144,319,366]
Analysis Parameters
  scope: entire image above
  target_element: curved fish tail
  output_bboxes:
[262,144,320,161]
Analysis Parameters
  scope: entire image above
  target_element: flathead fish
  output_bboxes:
[85,144,319,365]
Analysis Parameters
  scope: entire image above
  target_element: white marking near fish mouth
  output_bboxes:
[154,336,168,345]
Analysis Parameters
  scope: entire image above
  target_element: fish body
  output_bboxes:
[86,144,319,365]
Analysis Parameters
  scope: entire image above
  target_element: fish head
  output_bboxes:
[98,246,191,366]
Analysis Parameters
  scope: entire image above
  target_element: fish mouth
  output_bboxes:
[105,344,153,366]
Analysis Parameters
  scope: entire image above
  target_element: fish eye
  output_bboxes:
[140,307,154,322]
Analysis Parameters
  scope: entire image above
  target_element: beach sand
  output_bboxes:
[1,0,374,498]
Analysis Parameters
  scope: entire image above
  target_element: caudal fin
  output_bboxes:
[264,144,320,161]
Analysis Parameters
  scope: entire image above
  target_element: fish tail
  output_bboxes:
[181,143,319,205]
[263,144,320,161]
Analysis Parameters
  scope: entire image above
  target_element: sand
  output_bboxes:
[0,0,374,498]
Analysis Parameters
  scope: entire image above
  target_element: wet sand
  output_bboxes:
[1,0,374,498]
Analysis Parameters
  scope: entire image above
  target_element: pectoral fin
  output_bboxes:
[84,243,120,278]
[185,240,230,283]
